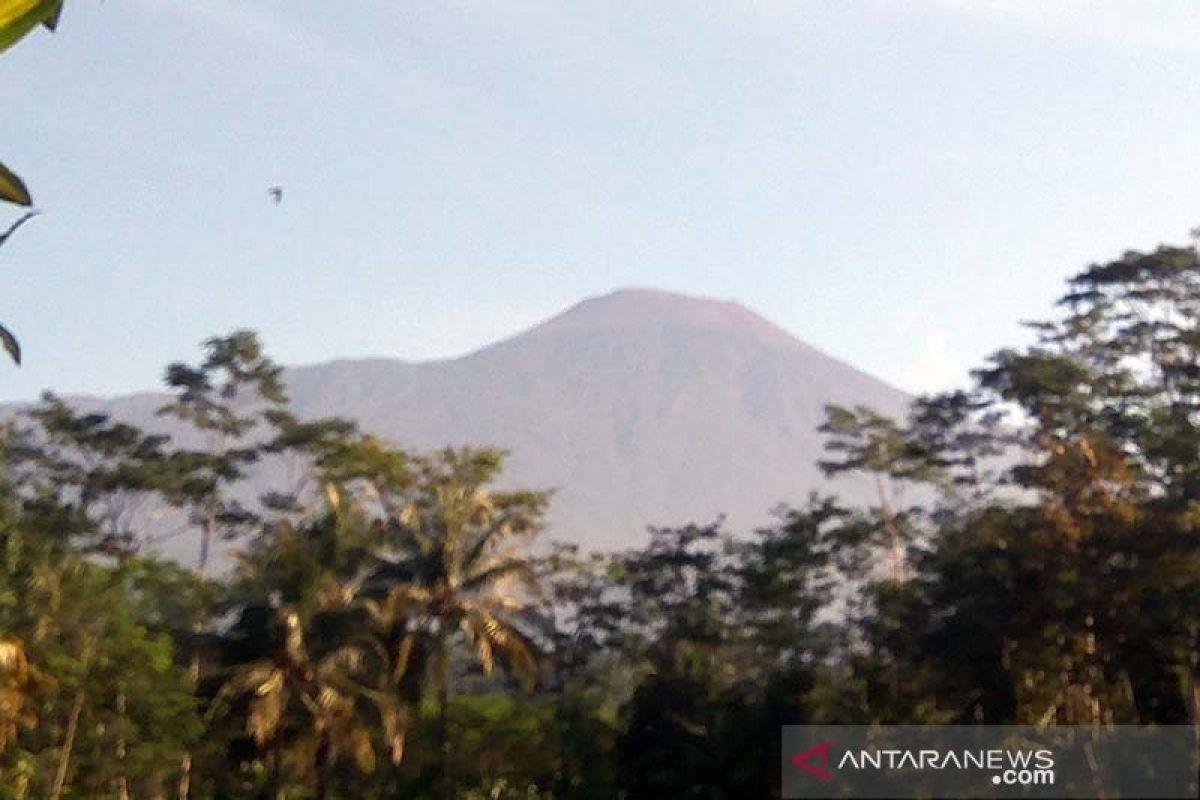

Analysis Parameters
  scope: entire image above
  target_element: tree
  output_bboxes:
[159,330,288,574]
[971,241,1200,725]
[205,444,548,799]
[608,509,846,799]
[534,544,628,799]
[10,393,179,558]
[813,235,1200,732]
[819,405,934,582]
[733,498,841,675]
[0,526,199,798]
[211,504,388,800]
[365,447,547,800]
[617,521,736,679]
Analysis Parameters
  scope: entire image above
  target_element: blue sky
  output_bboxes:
[2,0,1199,401]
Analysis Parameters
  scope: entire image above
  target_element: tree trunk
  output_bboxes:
[268,739,286,800]
[438,650,453,800]
[49,685,86,800]
[116,682,131,800]
[197,513,214,575]
[873,474,905,582]
[178,514,214,800]
[177,652,201,800]
[50,639,94,800]
[314,737,331,800]
[177,753,193,800]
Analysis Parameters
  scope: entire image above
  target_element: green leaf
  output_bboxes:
[0,321,20,365]
[40,0,61,31]
[0,162,31,207]
[0,0,60,54]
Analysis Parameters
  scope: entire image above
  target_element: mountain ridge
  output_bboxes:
[281,288,910,548]
[6,289,912,554]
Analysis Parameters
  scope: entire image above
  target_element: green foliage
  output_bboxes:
[0,0,61,58]
[0,163,31,207]
[0,523,200,797]
[159,330,292,572]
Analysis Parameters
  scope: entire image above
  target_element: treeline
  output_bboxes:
[0,240,1197,799]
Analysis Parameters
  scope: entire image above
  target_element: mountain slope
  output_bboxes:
[8,289,911,552]
[280,288,910,547]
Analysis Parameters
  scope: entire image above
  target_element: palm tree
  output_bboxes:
[213,447,549,798]
[212,506,393,799]
[212,603,382,800]
[365,448,548,799]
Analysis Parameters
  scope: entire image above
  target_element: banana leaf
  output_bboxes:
[0,161,31,206]
[0,0,61,54]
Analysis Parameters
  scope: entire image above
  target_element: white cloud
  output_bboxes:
[925,0,1200,50]
[901,330,967,394]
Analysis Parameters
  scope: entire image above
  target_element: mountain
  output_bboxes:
[280,289,911,547]
[12,289,913,553]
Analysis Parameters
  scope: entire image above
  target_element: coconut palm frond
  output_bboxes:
[461,556,539,594]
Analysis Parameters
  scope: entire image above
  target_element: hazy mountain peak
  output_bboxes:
[524,287,802,350]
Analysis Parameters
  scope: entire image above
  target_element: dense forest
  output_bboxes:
[0,240,1195,798]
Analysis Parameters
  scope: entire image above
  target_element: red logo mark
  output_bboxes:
[791,740,834,781]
